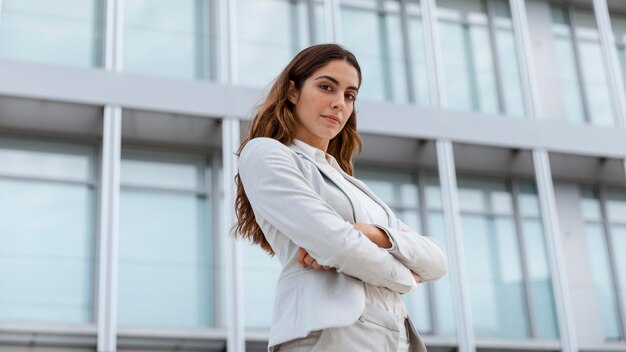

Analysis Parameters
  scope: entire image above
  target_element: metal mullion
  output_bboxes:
[436,140,475,352]
[593,0,626,128]
[417,170,438,336]
[510,178,537,339]
[306,0,317,44]
[375,0,394,101]
[400,0,417,104]
[104,0,122,72]
[485,0,506,114]
[422,0,444,107]
[325,0,341,43]
[567,5,593,124]
[222,117,243,352]
[598,186,626,340]
[212,151,225,329]
[96,106,122,352]
[461,21,481,112]
[532,149,578,352]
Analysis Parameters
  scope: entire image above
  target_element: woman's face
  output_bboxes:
[288,59,360,151]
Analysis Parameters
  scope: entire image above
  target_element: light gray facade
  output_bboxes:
[0,1,625,352]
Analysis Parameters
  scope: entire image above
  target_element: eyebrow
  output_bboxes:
[314,75,359,92]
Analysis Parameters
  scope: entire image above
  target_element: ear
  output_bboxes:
[287,80,299,105]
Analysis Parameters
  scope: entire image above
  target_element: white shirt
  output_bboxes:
[291,139,409,319]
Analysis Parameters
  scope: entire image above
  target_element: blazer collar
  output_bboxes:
[288,141,395,225]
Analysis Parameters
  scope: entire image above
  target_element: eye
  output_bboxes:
[320,84,332,91]
[345,93,356,101]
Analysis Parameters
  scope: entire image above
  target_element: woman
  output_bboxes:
[234,43,447,352]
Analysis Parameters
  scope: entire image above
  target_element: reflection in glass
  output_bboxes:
[458,178,558,339]
[118,151,213,328]
[580,186,625,340]
[551,5,615,126]
[0,0,104,67]
[123,0,214,80]
[437,0,524,116]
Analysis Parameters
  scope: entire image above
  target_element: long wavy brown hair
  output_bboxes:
[233,43,363,255]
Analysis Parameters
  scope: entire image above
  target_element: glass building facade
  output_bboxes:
[0,0,625,352]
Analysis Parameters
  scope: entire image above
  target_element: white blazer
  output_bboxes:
[238,137,448,347]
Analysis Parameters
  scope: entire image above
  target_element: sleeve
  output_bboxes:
[374,219,448,283]
[238,138,417,294]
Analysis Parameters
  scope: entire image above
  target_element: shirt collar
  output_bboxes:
[291,138,342,172]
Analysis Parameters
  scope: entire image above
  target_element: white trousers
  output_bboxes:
[270,303,425,352]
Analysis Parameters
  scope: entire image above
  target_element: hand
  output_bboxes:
[352,223,392,249]
[297,247,332,270]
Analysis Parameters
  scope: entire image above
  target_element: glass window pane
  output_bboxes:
[123,0,214,80]
[0,178,95,323]
[427,211,457,337]
[0,137,95,182]
[580,186,602,221]
[121,151,207,190]
[611,224,626,333]
[118,152,213,328]
[118,191,213,328]
[605,188,626,223]
[407,3,431,106]
[357,169,418,208]
[585,223,622,340]
[522,219,559,339]
[553,36,586,124]
[0,0,104,67]
[341,2,408,103]
[578,41,615,127]
[462,214,529,338]
[237,0,321,87]
[244,243,281,328]
[458,178,512,214]
[425,176,443,209]
[518,181,540,217]
[495,29,525,117]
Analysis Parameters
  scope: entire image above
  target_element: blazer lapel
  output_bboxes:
[340,170,396,226]
[289,145,363,223]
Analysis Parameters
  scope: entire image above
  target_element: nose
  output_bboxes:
[331,92,345,112]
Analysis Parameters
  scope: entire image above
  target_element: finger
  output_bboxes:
[297,247,307,267]
[304,253,315,267]
[310,260,322,270]
[322,265,332,270]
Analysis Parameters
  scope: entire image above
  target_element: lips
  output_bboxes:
[322,115,341,125]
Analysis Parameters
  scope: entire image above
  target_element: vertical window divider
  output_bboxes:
[324,0,342,43]
[485,0,507,114]
[212,151,226,329]
[104,0,123,72]
[592,0,626,128]
[417,170,438,335]
[96,106,122,352]
[510,178,537,339]
[436,140,475,352]
[598,186,626,340]
[566,5,593,124]
[399,0,417,103]
[509,0,541,119]
[222,117,244,352]
[306,0,317,45]
[532,149,578,352]
[422,0,445,107]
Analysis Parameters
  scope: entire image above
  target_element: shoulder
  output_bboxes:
[240,137,291,159]
[239,138,298,174]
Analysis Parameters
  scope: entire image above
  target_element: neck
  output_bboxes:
[294,135,329,153]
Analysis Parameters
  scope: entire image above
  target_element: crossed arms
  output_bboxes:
[238,138,448,294]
